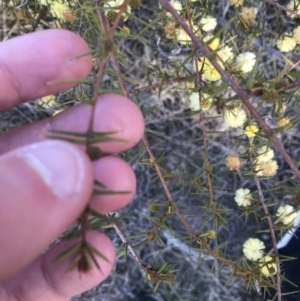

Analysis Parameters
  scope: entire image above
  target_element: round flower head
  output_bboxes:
[189,92,213,111]
[177,27,191,45]
[166,0,183,17]
[176,22,200,45]
[243,238,265,261]
[202,59,223,81]
[121,26,131,35]
[164,21,178,40]
[170,0,182,11]
[217,46,234,62]
[293,26,300,44]
[200,93,213,111]
[244,124,258,138]
[276,34,297,52]
[277,116,291,128]
[235,52,256,73]
[196,57,224,81]
[239,6,257,27]
[276,205,297,225]
[226,154,241,170]
[256,159,278,177]
[189,92,200,111]
[229,0,244,7]
[200,15,217,32]
[191,92,213,111]
[287,0,300,18]
[50,0,70,20]
[259,256,277,277]
[224,107,247,128]
[203,35,220,50]
[207,230,216,239]
[256,146,274,164]
[234,188,252,207]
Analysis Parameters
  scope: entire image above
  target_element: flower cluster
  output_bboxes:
[274,1,300,51]
[255,146,278,177]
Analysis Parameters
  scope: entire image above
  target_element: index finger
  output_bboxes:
[0,29,92,112]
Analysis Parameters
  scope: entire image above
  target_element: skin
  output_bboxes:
[0,29,144,300]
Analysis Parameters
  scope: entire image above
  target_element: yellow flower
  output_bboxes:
[243,238,265,261]
[177,27,192,45]
[256,146,274,164]
[226,154,241,170]
[287,0,300,18]
[166,0,182,17]
[217,46,233,62]
[189,92,213,111]
[176,22,200,45]
[256,160,278,177]
[189,92,200,111]
[196,58,224,81]
[234,188,252,207]
[50,0,70,20]
[276,34,297,52]
[275,103,287,113]
[103,0,131,21]
[244,124,258,138]
[121,26,131,34]
[170,0,182,10]
[239,6,257,27]
[207,230,216,239]
[259,256,277,277]
[235,52,256,73]
[277,116,291,128]
[276,205,297,225]
[224,107,247,128]
[293,26,300,43]
[203,35,220,50]
[229,0,244,7]
[200,15,217,32]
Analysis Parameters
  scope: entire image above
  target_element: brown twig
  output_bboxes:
[186,0,218,224]
[249,149,282,301]
[128,76,189,94]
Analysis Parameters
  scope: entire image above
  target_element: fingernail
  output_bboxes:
[18,141,85,201]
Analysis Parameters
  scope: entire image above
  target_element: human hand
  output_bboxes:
[0,29,144,300]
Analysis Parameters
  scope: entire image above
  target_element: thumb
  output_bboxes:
[0,140,93,281]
